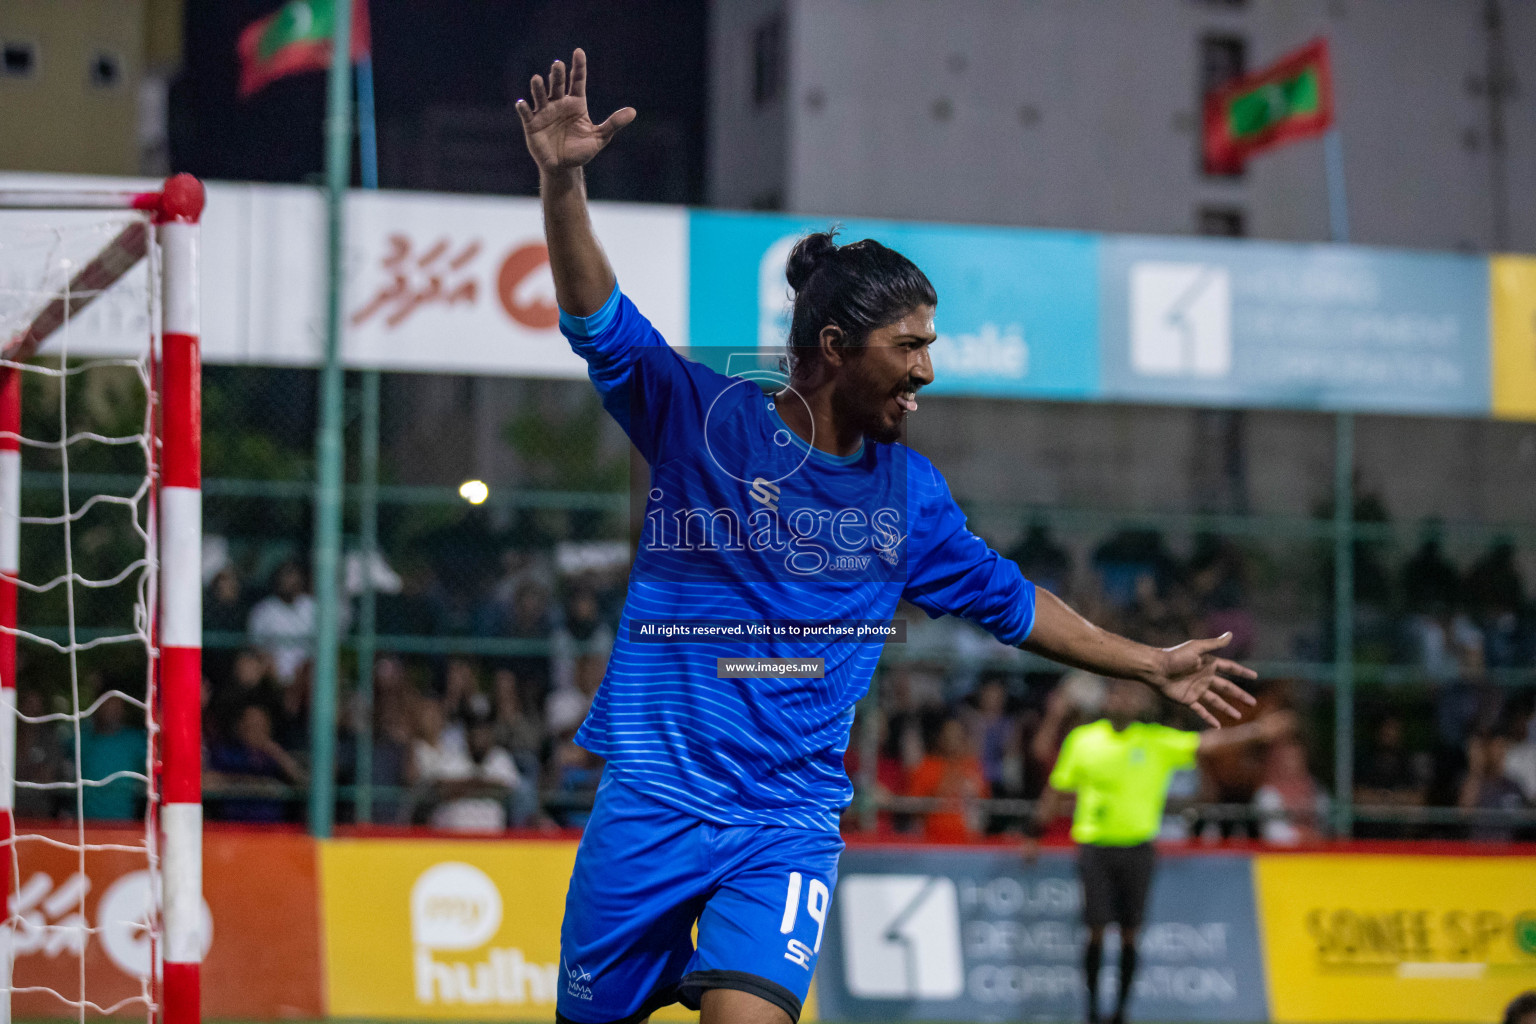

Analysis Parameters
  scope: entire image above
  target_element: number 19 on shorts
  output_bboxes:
[779,871,830,969]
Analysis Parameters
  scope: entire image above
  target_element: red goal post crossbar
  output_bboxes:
[0,174,204,1024]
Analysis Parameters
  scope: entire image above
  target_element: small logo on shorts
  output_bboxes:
[564,957,594,1001]
[784,939,815,969]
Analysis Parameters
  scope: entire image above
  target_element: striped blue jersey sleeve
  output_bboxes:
[559,284,728,466]
[904,454,1037,645]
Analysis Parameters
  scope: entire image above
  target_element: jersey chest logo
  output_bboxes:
[873,530,908,567]
[749,477,781,511]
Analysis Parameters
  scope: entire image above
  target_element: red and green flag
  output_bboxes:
[1203,38,1334,174]
[238,0,371,99]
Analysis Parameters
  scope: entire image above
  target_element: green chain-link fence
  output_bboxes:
[16,366,1536,836]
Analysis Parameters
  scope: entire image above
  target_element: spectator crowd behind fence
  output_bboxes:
[11,514,1534,836]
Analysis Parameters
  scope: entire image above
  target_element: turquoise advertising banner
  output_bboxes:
[688,210,1496,417]
[688,211,1101,399]
[1099,236,1490,414]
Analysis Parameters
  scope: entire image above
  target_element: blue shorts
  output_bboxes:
[556,772,844,1024]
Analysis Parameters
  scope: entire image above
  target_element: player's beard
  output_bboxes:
[837,359,911,445]
[834,379,904,444]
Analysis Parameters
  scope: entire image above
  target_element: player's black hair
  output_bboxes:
[784,230,936,378]
[1503,990,1536,1024]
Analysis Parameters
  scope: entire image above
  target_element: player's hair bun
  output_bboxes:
[785,231,839,292]
[782,228,936,380]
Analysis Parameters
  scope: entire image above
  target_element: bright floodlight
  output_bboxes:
[459,479,489,505]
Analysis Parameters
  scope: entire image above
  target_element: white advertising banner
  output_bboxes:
[0,173,689,377]
[343,189,687,374]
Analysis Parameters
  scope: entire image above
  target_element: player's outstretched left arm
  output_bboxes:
[1022,588,1258,728]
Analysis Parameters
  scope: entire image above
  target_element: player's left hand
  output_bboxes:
[1148,632,1257,728]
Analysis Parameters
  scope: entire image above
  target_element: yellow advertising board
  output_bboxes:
[319,838,813,1022]
[320,838,577,1020]
[1255,854,1536,1022]
[1492,255,1536,421]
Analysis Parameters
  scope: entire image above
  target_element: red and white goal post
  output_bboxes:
[0,175,204,1024]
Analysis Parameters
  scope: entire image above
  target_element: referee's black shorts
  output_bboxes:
[1076,842,1156,930]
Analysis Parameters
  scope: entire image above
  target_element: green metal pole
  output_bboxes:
[353,369,380,822]
[351,50,382,824]
[309,0,354,839]
[1332,412,1355,836]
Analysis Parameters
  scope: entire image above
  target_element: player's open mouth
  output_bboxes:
[895,388,919,413]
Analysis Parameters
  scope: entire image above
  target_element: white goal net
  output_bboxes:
[0,179,204,1024]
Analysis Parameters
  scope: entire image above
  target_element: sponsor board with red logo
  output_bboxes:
[338,190,687,376]
[10,827,322,1019]
[0,173,689,377]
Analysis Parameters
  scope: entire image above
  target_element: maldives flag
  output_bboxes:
[237,0,371,99]
[1203,38,1334,174]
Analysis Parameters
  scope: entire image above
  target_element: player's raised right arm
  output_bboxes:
[516,49,636,316]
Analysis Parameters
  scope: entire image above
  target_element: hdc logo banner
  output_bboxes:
[688,211,1101,400]
[816,847,1268,1023]
[1102,235,1490,414]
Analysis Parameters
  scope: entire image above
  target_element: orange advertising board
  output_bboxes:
[10,826,323,1019]
[203,828,324,1018]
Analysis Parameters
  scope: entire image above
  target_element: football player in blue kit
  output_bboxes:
[516,50,1258,1024]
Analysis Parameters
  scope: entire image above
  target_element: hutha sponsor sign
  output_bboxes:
[321,842,566,1017]
[319,838,703,1022]
[409,861,559,1006]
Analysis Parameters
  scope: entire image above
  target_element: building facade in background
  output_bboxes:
[0,0,181,176]
[710,0,1535,251]
[705,0,1536,629]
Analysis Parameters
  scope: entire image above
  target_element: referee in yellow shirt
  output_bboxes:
[1024,679,1290,1024]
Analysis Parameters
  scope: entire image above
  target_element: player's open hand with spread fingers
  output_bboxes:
[1023,588,1257,729]
[516,49,636,174]
[1148,632,1259,728]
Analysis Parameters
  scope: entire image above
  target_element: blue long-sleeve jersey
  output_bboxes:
[562,286,1036,832]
